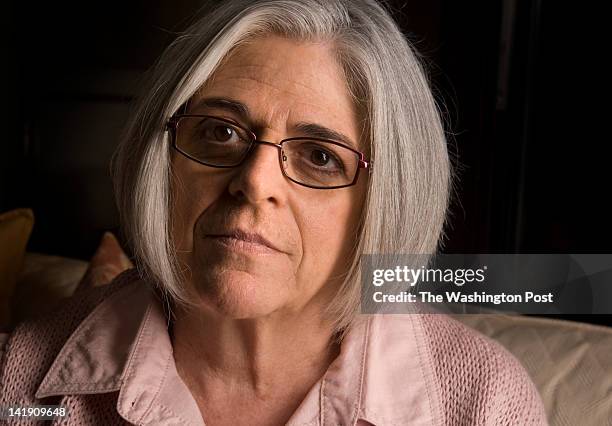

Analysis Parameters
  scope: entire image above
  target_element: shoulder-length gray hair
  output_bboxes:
[111,0,452,338]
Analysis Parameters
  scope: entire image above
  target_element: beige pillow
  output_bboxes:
[12,253,88,325]
[12,232,132,326]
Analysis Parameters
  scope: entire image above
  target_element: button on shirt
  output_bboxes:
[31,279,444,425]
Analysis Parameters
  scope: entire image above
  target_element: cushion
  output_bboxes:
[11,232,132,326]
[454,314,612,426]
[12,253,88,325]
[75,231,133,291]
[0,209,34,330]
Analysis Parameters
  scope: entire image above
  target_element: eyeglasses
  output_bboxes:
[166,114,371,189]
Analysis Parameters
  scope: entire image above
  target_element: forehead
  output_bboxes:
[191,35,363,149]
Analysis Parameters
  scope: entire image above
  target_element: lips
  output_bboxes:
[205,229,281,253]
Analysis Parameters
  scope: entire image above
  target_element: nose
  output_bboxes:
[227,137,288,205]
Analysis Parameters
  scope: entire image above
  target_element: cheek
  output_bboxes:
[170,157,224,251]
[297,194,361,281]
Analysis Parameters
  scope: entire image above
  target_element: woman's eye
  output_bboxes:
[195,118,242,144]
[304,146,343,171]
[310,149,332,166]
[204,124,237,143]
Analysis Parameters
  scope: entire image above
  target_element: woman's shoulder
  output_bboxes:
[1,268,142,348]
[0,269,142,402]
[420,313,547,424]
[4,268,141,338]
[368,314,548,425]
[415,313,533,379]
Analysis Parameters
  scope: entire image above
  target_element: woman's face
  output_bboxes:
[171,35,368,319]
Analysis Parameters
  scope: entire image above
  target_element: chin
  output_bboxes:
[193,269,287,319]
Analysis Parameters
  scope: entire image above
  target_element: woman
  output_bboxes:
[0,0,547,424]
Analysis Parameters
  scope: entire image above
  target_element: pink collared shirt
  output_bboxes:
[1,270,548,425]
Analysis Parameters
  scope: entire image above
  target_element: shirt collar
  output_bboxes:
[35,273,204,425]
[35,275,442,425]
[313,314,443,426]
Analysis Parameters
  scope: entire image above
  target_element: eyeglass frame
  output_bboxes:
[166,113,372,190]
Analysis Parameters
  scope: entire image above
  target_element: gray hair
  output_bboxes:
[111,0,453,338]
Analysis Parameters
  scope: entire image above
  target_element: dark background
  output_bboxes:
[2,1,609,323]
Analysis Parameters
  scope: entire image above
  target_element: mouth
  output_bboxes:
[204,229,281,254]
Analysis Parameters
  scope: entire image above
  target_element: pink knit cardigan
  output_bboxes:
[0,270,547,425]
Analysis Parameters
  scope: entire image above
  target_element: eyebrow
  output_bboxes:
[189,96,359,150]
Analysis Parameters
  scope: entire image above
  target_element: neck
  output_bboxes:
[171,304,340,405]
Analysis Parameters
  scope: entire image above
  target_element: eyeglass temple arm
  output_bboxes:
[358,152,372,170]
[167,117,179,130]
